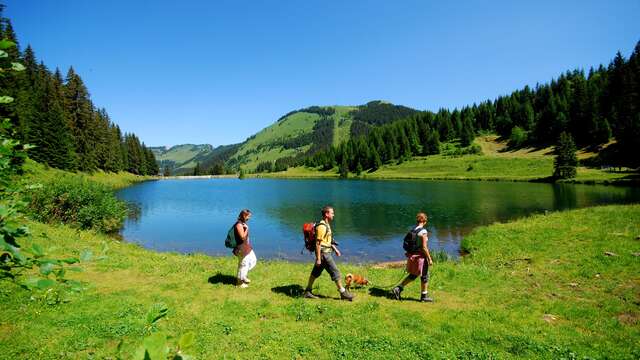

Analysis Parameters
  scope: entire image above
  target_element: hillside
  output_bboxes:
[262,135,637,184]
[153,101,420,173]
[227,101,420,171]
[153,144,214,174]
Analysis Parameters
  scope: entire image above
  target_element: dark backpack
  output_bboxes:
[224,222,239,249]
[403,226,424,253]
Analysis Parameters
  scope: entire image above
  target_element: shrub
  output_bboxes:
[26,176,128,233]
[509,126,528,148]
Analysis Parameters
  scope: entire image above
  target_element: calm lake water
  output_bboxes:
[116,179,640,262]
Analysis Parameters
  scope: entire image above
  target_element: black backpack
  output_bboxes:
[402,226,424,253]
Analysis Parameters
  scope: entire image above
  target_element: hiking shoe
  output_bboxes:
[303,290,319,299]
[420,293,434,302]
[238,283,249,289]
[391,286,402,300]
[340,290,355,301]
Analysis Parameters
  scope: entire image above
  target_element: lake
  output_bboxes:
[116,178,640,262]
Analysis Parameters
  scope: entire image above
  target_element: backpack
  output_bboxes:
[302,222,328,253]
[224,222,239,249]
[403,226,424,253]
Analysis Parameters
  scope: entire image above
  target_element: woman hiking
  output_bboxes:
[391,212,434,302]
[234,209,256,288]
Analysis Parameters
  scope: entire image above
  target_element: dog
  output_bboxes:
[345,273,369,291]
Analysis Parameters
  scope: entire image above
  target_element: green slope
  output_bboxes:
[152,101,420,173]
[230,102,419,171]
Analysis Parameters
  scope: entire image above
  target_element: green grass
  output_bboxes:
[267,136,638,184]
[232,106,358,171]
[21,160,152,190]
[156,144,212,169]
[1,205,639,358]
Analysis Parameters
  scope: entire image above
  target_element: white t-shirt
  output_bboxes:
[412,225,428,238]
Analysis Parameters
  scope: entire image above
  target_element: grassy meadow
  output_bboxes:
[1,204,638,359]
[261,136,637,185]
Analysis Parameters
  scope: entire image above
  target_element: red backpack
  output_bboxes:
[302,222,331,253]
[302,222,318,253]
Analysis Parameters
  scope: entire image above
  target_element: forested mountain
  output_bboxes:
[303,41,640,174]
[204,101,419,173]
[0,7,158,176]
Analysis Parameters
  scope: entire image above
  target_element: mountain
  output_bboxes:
[153,101,420,173]
[154,144,214,174]
[227,101,420,171]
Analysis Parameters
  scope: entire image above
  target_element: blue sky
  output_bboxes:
[5,0,640,147]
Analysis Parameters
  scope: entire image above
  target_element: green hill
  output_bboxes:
[154,144,215,174]
[228,101,420,171]
[153,101,420,173]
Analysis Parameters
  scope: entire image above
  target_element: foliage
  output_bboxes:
[126,303,195,360]
[25,175,128,233]
[553,132,578,179]
[0,38,83,295]
[509,126,528,148]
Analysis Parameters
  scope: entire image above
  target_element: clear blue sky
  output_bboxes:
[5,0,640,147]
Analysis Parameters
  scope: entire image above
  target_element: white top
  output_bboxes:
[412,225,428,238]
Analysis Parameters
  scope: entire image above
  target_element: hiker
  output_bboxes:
[391,212,434,302]
[234,209,256,288]
[303,206,355,301]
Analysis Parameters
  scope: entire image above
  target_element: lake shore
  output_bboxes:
[2,204,638,358]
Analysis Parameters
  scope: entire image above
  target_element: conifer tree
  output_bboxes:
[64,67,98,172]
[553,132,578,179]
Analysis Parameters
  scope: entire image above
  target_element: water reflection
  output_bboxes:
[116,179,640,262]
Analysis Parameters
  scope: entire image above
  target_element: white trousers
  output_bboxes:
[237,250,257,281]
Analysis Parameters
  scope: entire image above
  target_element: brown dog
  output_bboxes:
[345,273,369,290]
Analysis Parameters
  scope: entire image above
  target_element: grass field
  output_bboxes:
[264,136,637,184]
[1,204,638,359]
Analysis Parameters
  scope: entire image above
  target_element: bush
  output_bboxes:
[509,126,528,148]
[26,176,128,233]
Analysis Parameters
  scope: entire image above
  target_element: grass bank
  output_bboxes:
[260,136,638,185]
[21,160,154,190]
[1,205,638,358]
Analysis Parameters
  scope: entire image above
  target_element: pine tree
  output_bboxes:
[553,132,578,179]
[64,67,98,172]
[338,157,348,179]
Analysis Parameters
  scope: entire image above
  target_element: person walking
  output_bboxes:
[234,209,256,288]
[303,206,355,301]
[391,212,434,302]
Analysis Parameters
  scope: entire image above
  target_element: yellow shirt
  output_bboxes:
[315,220,332,248]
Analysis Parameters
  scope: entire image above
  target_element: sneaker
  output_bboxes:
[238,283,249,289]
[420,293,433,302]
[303,290,319,299]
[340,290,355,301]
[391,287,402,300]
[243,278,251,284]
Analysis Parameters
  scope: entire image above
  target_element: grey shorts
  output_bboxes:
[310,252,342,282]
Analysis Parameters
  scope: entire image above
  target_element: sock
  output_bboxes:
[421,291,428,295]
[339,287,346,293]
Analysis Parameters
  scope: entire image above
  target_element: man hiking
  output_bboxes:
[303,206,355,301]
[391,212,434,302]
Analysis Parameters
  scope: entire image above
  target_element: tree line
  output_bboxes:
[301,41,640,173]
[0,8,158,175]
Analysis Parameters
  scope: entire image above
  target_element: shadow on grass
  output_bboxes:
[368,286,422,302]
[208,272,236,286]
[271,284,331,299]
